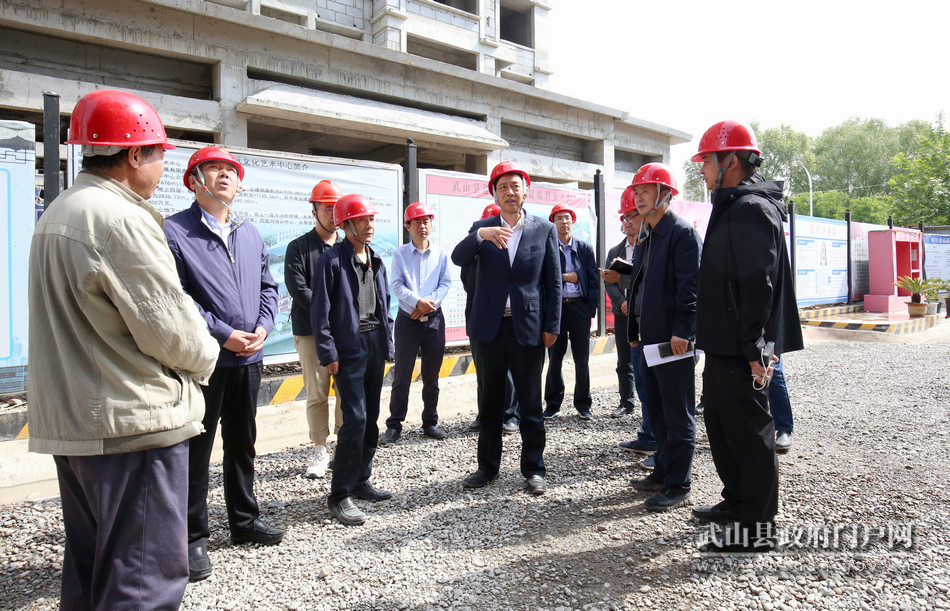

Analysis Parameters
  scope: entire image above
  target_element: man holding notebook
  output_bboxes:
[625,163,703,512]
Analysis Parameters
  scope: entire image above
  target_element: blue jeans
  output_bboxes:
[768,356,794,434]
[630,345,655,442]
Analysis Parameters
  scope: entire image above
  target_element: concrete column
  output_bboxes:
[214,62,248,147]
[584,136,615,193]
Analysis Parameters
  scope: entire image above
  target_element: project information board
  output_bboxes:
[924,234,950,283]
[419,169,597,344]
[793,216,849,306]
[0,121,35,388]
[70,142,404,363]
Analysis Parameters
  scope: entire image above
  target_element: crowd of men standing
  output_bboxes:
[27,88,801,610]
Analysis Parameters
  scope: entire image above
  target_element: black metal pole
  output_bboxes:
[845,209,853,303]
[43,91,61,209]
[887,215,893,229]
[594,169,606,337]
[788,201,797,298]
[403,138,418,245]
[919,220,926,280]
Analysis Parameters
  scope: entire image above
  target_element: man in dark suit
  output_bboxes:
[542,203,599,420]
[625,163,703,513]
[451,161,561,495]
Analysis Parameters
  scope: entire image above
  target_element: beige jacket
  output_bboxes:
[28,171,219,455]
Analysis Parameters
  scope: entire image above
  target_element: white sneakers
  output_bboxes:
[305,444,331,479]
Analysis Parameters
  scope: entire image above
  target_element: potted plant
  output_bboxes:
[922,281,942,316]
[893,276,937,318]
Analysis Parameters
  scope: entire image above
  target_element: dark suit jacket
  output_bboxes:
[452,212,562,346]
[627,211,703,346]
[560,238,599,319]
[605,237,633,316]
[284,229,334,337]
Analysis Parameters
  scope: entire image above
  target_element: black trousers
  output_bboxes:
[472,338,520,423]
[188,362,263,548]
[56,442,190,611]
[472,318,545,478]
[640,355,696,491]
[702,353,779,528]
[387,311,445,430]
[613,313,636,412]
[329,327,385,505]
[544,300,593,411]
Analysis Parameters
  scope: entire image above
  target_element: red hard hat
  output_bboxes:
[67,89,174,150]
[549,203,576,223]
[480,203,502,219]
[334,194,377,227]
[691,120,762,163]
[404,202,434,224]
[619,186,637,215]
[488,161,531,196]
[632,163,679,197]
[310,180,343,204]
[184,147,245,191]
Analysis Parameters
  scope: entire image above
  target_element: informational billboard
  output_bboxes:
[0,121,35,392]
[793,216,849,306]
[924,234,950,284]
[419,169,597,344]
[86,142,405,363]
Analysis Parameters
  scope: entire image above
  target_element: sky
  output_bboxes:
[546,0,950,188]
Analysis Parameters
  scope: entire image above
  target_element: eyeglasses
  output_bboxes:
[622,215,640,223]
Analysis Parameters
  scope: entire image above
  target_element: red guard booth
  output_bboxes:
[863,228,923,312]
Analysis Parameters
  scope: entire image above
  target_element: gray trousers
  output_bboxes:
[55,440,190,611]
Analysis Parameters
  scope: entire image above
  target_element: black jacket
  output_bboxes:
[626,211,703,345]
[605,237,633,316]
[696,174,804,361]
[284,229,335,336]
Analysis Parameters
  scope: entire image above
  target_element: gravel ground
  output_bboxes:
[2,339,949,611]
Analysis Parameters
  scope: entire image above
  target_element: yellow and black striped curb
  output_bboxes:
[257,334,621,406]
[1,335,621,442]
[800,304,864,320]
[801,314,942,335]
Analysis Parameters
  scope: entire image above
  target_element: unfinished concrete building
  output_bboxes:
[0,0,689,189]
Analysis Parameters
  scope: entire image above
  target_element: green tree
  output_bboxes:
[812,117,930,197]
[890,114,950,225]
[848,195,895,225]
[803,191,849,221]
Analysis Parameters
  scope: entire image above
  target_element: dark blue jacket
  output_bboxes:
[163,202,278,367]
[627,211,703,346]
[310,238,394,366]
[452,213,561,346]
[560,237,599,320]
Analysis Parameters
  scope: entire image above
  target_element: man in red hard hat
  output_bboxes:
[284,180,345,479]
[311,194,395,525]
[542,203,599,420]
[452,161,562,495]
[462,203,521,435]
[380,202,452,444]
[623,163,703,513]
[163,146,283,580]
[28,90,219,608]
[690,121,803,552]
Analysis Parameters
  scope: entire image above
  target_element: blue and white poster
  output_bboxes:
[793,216,849,306]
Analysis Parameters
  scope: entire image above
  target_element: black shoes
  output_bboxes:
[230,519,285,545]
[423,425,447,440]
[461,470,497,489]
[352,482,392,502]
[328,497,367,525]
[630,475,663,492]
[610,405,635,418]
[576,408,593,420]
[502,420,519,435]
[644,488,692,512]
[468,416,481,431]
[379,427,401,445]
[542,406,560,419]
[692,502,742,523]
[188,546,212,582]
[525,475,546,495]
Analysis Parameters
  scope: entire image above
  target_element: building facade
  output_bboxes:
[0,0,689,189]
